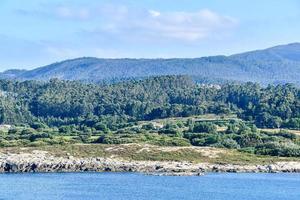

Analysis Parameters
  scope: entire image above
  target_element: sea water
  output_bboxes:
[0,173,299,200]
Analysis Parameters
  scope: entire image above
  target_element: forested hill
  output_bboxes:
[1,43,300,85]
[0,76,299,129]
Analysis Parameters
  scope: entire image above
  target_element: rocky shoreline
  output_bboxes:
[1,151,300,175]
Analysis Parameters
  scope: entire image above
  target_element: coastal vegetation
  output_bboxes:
[0,75,299,158]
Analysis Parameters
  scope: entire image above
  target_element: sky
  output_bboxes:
[0,0,300,71]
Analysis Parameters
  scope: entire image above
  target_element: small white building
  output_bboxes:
[0,124,12,130]
[0,90,7,97]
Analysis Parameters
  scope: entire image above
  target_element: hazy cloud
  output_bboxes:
[3,3,239,70]
[18,4,238,42]
[55,6,90,20]
[95,6,238,42]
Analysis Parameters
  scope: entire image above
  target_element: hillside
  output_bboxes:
[1,43,300,85]
[0,76,299,158]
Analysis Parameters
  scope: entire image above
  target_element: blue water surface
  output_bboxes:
[0,173,299,200]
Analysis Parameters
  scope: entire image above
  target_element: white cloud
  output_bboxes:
[55,6,90,20]
[149,10,161,17]
[145,9,237,41]
[17,4,92,21]
[92,6,238,42]
[18,4,237,43]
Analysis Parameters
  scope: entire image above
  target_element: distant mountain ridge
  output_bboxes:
[1,43,300,85]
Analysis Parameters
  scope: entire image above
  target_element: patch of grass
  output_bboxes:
[260,128,300,136]
[2,143,300,165]
[95,133,191,147]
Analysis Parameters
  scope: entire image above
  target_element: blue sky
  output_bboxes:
[0,0,300,71]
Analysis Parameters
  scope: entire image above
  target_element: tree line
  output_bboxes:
[0,75,299,129]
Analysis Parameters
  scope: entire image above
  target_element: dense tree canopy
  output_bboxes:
[0,76,299,129]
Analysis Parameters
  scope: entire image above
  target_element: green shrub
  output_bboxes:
[276,130,298,140]
[95,134,190,146]
[255,142,300,157]
[221,138,240,149]
[30,122,48,129]
[142,123,155,130]
[192,122,217,133]
[237,132,262,147]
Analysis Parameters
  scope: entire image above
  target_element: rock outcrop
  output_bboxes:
[1,151,300,175]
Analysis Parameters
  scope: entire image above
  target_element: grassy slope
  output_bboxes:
[1,144,300,165]
[1,115,299,165]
